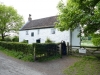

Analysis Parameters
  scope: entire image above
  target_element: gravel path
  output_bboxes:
[0,52,79,75]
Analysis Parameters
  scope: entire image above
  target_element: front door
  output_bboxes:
[36,39,40,43]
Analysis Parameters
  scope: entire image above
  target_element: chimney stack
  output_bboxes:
[28,14,32,21]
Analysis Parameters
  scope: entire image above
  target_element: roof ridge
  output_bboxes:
[32,15,57,21]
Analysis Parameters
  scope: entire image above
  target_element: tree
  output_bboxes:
[0,3,24,40]
[92,34,100,46]
[55,0,100,36]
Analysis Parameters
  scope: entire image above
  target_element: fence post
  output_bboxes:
[70,44,72,55]
[34,47,36,61]
[58,44,62,58]
[67,42,69,55]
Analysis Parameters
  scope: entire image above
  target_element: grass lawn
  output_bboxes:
[81,40,94,46]
[64,56,100,75]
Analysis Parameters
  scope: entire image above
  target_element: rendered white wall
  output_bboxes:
[19,28,70,44]
[19,27,80,46]
[72,28,80,46]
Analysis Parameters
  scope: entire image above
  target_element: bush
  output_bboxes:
[45,38,53,43]
[33,43,59,56]
[0,41,33,54]
[0,41,60,61]
[4,37,12,42]
[92,38,100,46]
[91,34,100,46]
[0,46,34,61]
[12,36,19,42]
[21,40,28,43]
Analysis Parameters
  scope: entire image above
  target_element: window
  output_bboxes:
[31,32,34,37]
[51,28,55,34]
[26,30,28,35]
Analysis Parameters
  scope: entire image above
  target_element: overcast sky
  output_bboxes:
[0,0,66,22]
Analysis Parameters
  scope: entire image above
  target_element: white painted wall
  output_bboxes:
[19,28,70,44]
[72,28,80,46]
[19,27,80,46]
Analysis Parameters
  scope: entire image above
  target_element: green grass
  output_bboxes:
[81,40,94,46]
[64,56,100,75]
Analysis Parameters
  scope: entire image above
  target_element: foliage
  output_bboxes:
[4,37,12,42]
[81,36,92,40]
[56,0,100,36]
[92,38,100,46]
[21,40,28,43]
[0,41,33,54]
[0,42,60,62]
[92,34,100,38]
[0,46,34,61]
[33,43,59,58]
[0,3,24,40]
[91,34,100,46]
[45,38,53,43]
[12,36,19,42]
[81,40,93,46]
[64,56,100,75]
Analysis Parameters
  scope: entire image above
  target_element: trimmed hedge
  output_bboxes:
[33,43,59,56]
[0,41,33,54]
[0,41,60,61]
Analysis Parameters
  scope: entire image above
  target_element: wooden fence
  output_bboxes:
[67,44,100,56]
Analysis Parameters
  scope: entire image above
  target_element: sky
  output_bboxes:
[0,0,66,22]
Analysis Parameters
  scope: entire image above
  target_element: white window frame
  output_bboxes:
[51,28,55,34]
[31,32,34,37]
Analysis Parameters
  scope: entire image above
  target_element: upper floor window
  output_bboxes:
[26,30,28,35]
[31,32,34,37]
[51,28,55,34]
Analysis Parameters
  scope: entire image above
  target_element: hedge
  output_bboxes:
[33,43,59,57]
[0,41,60,61]
[0,41,33,54]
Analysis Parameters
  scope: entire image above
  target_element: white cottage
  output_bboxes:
[19,15,80,46]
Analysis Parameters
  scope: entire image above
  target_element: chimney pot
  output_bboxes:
[28,14,32,21]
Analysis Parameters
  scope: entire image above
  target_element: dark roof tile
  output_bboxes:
[20,16,57,30]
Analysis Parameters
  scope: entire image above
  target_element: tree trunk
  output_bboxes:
[1,33,4,41]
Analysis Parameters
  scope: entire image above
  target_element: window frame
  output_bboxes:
[51,28,55,34]
[31,32,34,37]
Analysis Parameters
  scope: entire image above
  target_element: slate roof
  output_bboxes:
[20,16,57,30]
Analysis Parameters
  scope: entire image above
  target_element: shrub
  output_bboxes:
[0,46,34,61]
[21,40,28,43]
[0,41,33,54]
[92,34,100,46]
[4,37,12,42]
[12,36,19,42]
[33,43,59,56]
[45,38,53,43]
[92,38,100,46]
